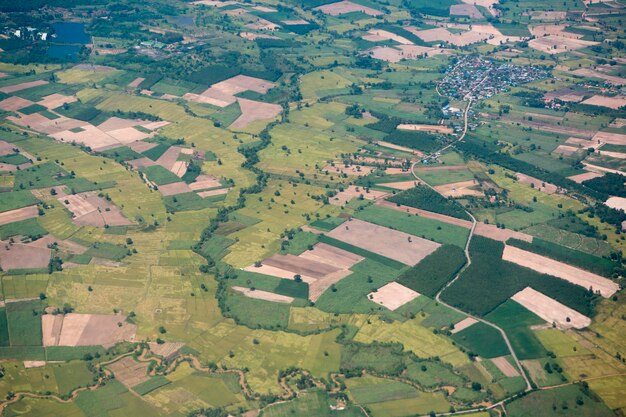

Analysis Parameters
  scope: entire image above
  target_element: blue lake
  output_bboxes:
[52,22,91,44]
[47,45,81,60]
[173,15,194,26]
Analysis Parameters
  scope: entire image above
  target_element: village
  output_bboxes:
[439,55,550,100]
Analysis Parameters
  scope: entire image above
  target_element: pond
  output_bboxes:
[172,15,194,26]
[47,45,81,60]
[51,22,91,44]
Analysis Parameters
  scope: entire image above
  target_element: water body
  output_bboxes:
[47,45,81,60]
[51,22,91,44]
[172,15,194,26]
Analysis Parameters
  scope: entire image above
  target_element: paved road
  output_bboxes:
[409,99,534,416]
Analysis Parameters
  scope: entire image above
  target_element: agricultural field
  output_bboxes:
[0,0,624,416]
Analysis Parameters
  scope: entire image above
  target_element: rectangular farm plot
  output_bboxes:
[42,313,137,348]
[107,356,150,388]
[511,287,591,329]
[314,1,383,16]
[232,286,294,304]
[502,245,619,297]
[450,317,477,334]
[326,219,441,265]
[244,242,364,302]
[0,205,39,226]
[0,240,51,271]
[368,282,420,311]
[59,192,134,228]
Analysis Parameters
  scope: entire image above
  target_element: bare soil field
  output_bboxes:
[368,282,420,311]
[127,157,157,170]
[593,131,626,145]
[450,4,483,18]
[377,141,423,155]
[416,164,467,171]
[434,180,483,197]
[245,242,364,301]
[107,356,150,388]
[491,356,520,377]
[128,141,158,153]
[511,287,591,329]
[197,188,229,198]
[184,91,236,108]
[609,118,626,128]
[155,146,183,172]
[571,68,626,86]
[327,218,441,265]
[158,181,193,196]
[0,79,48,94]
[37,93,76,110]
[330,185,388,206]
[530,24,581,39]
[450,317,477,334]
[8,112,86,136]
[582,162,625,176]
[566,137,598,148]
[298,242,364,270]
[42,315,64,346]
[553,145,579,155]
[0,205,39,225]
[461,0,498,16]
[243,264,303,280]
[97,117,145,132]
[189,175,222,190]
[381,180,418,190]
[474,223,533,242]
[605,196,626,212]
[213,74,276,95]
[60,192,134,227]
[397,124,453,134]
[544,88,586,102]
[0,96,33,111]
[515,173,559,194]
[598,149,626,159]
[128,77,145,88]
[43,313,137,348]
[314,0,383,16]
[529,36,597,54]
[363,29,413,45]
[581,95,626,109]
[397,45,449,59]
[232,286,294,304]
[0,240,51,271]
[502,245,619,297]
[376,199,473,229]
[107,127,150,143]
[263,253,341,280]
[50,124,120,151]
[567,171,603,183]
[230,98,282,129]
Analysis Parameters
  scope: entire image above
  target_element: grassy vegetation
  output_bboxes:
[0,189,40,212]
[387,186,471,221]
[0,217,47,239]
[140,165,182,185]
[5,300,43,346]
[507,238,621,278]
[354,205,469,247]
[442,236,597,317]
[485,300,547,360]
[397,245,466,297]
[451,322,510,358]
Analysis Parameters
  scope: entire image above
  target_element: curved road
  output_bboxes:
[410,98,534,410]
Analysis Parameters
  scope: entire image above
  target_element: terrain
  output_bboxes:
[0,0,624,416]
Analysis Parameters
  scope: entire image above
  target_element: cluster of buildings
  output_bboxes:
[3,26,48,41]
[439,56,549,100]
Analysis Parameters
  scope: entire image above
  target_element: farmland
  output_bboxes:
[0,0,623,416]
